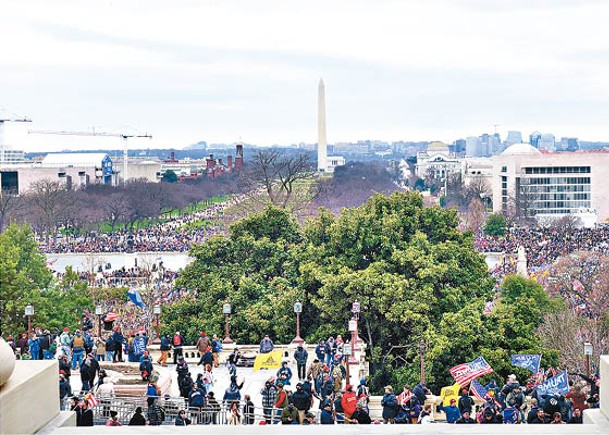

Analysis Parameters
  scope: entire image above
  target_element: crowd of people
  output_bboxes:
[475,226,609,272]
[4,323,601,427]
[38,200,234,254]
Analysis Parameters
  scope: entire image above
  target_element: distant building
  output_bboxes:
[1,152,116,194]
[558,137,579,152]
[453,139,466,154]
[466,136,482,157]
[529,131,542,148]
[0,148,25,165]
[115,157,161,183]
[539,133,555,151]
[416,142,461,182]
[505,131,522,146]
[492,143,609,223]
[204,144,244,178]
[461,157,493,187]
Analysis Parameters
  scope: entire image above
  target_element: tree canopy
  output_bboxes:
[166,191,561,391]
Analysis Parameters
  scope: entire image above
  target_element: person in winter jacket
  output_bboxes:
[223,381,242,407]
[196,332,211,355]
[292,383,311,423]
[276,361,293,386]
[259,335,274,353]
[111,328,125,363]
[172,331,185,364]
[260,379,277,423]
[211,334,223,368]
[157,334,171,367]
[294,345,308,381]
[273,383,288,424]
[341,384,358,419]
[320,402,334,424]
[381,385,399,423]
[29,335,41,361]
[128,407,146,425]
[175,410,191,426]
[139,352,153,381]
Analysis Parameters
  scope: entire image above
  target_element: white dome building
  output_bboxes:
[500,143,542,156]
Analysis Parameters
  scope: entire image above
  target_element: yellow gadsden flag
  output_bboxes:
[253,350,283,372]
[439,382,461,407]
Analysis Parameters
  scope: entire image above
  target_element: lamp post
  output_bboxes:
[584,342,593,377]
[222,302,233,344]
[95,304,103,337]
[292,300,304,345]
[153,304,161,344]
[24,304,34,335]
[351,299,361,350]
[419,339,426,383]
[344,343,353,385]
[348,318,358,364]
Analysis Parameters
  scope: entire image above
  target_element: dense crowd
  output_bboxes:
[38,201,234,254]
[5,324,600,427]
[475,226,609,271]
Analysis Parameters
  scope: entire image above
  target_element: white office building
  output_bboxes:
[492,143,609,224]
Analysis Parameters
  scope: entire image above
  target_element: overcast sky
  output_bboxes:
[2,0,609,151]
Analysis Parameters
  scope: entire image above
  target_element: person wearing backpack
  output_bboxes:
[173,332,185,364]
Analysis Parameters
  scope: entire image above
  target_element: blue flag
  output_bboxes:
[511,354,541,373]
[127,288,145,308]
[536,370,570,396]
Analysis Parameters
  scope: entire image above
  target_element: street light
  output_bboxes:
[419,340,427,383]
[153,304,162,344]
[584,342,593,377]
[292,300,304,345]
[24,304,34,335]
[222,302,233,344]
[351,299,361,350]
[95,304,103,337]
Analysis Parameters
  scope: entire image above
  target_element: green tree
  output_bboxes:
[164,206,306,344]
[484,213,506,236]
[0,224,53,335]
[162,170,178,183]
[170,192,560,392]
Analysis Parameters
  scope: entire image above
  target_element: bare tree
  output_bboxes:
[0,188,22,232]
[25,179,75,239]
[235,150,320,215]
[465,197,486,231]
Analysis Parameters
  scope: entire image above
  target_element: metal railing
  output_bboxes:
[67,395,323,426]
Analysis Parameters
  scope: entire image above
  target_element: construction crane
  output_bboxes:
[29,129,152,185]
[0,116,32,168]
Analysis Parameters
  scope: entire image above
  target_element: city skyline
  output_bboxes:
[3,0,609,151]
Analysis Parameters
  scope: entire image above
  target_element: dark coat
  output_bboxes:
[381,393,398,419]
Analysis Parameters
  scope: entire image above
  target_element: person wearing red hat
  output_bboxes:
[341,384,358,420]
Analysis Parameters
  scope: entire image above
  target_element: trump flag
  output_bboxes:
[449,356,494,387]
[536,370,570,396]
[511,354,542,373]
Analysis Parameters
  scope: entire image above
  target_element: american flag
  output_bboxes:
[470,380,501,408]
[469,379,488,402]
[449,356,494,387]
[85,393,99,408]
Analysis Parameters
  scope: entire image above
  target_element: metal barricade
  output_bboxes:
[69,396,323,426]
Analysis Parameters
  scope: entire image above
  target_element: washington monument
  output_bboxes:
[317,78,328,172]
